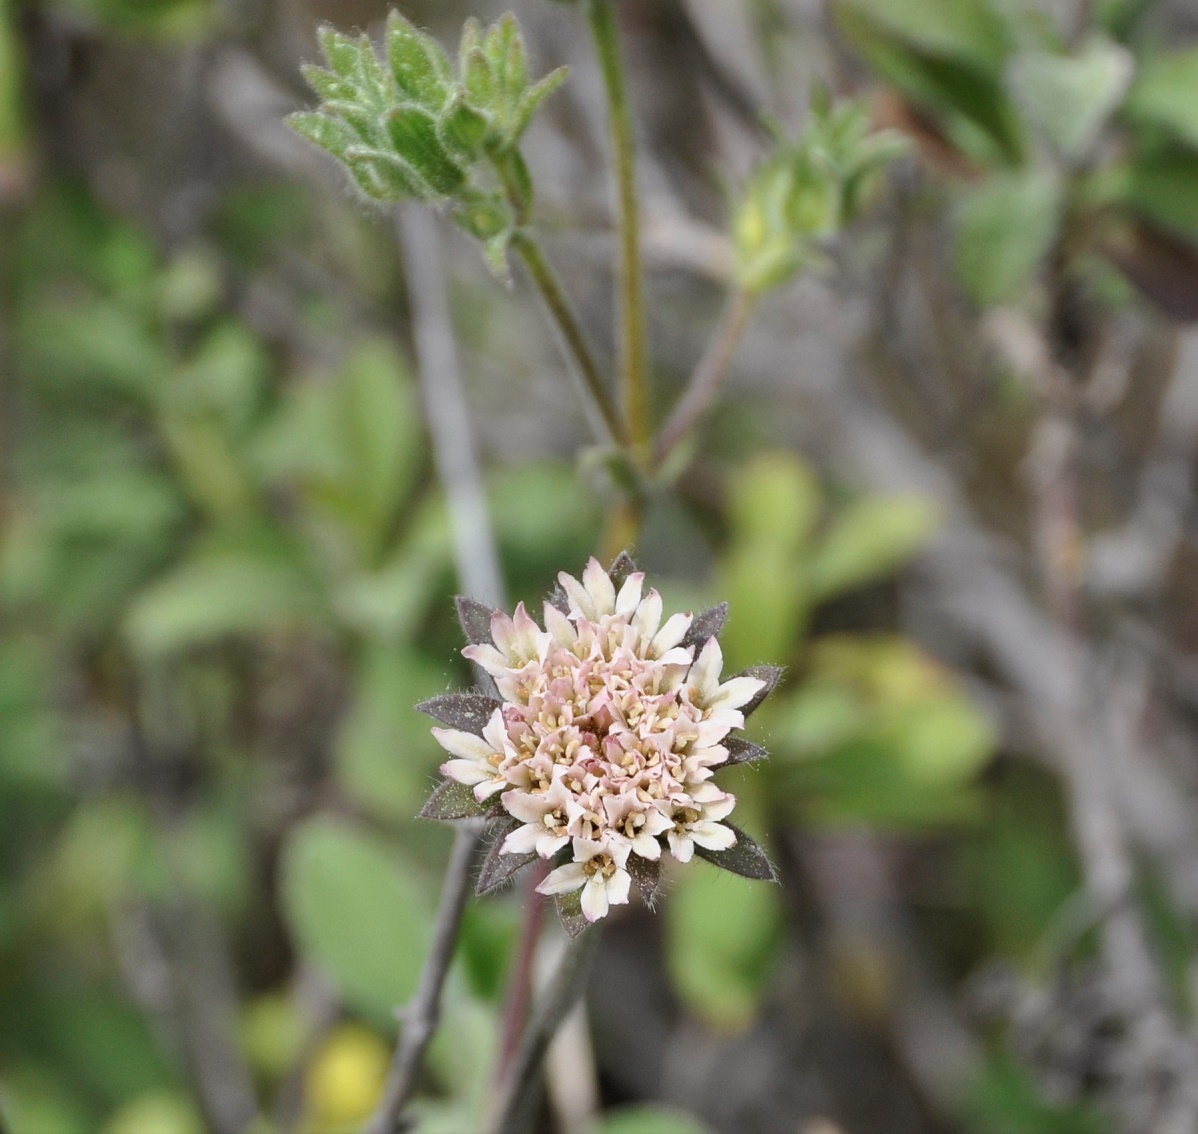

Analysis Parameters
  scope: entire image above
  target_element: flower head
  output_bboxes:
[419,554,781,935]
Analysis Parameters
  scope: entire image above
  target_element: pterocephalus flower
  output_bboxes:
[418,553,781,935]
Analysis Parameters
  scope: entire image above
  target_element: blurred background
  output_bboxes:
[5,0,1198,1131]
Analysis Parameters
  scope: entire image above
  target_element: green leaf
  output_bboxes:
[386,11,451,106]
[335,646,447,823]
[811,495,939,599]
[665,864,782,1029]
[1008,38,1133,160]
[1126,47,1198,150]
[385,106,466,195]
[954,170,1063,306]
[344,147,428,201]
[488,14,527,98]
[287,111,359,158]
[317,25,365,80]
[462,45,497,109]
[836,5,1023,164]
[102,1092,205,1134]
[124,538,326,654]
[511,67,569,142]
[727,452,822,549]
[836,0,1015,75]
[299,63,355,104]
[256,339,423,563]
[280,818,433,1020]
[1115,149,1198,240]
[884,696,995,787]
[594,1107,713,1134]
[438,94,489,160]
[0,1066,91,1134]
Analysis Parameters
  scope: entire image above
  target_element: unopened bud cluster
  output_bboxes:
[289,12,565,273]
[734,95,907,294]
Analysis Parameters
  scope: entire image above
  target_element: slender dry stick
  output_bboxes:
[653,288,755,467]
[399,207,505,608]
[364,207,509,1134]
[366,827,482,1134]
[511,232,623,446]
[586,0,650,455]
[487,927,604,1134]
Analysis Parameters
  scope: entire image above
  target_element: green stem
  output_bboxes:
[586,0,650,456]
[512,232,623,445]
[653,288,755,468]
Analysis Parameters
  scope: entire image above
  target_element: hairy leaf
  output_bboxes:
[695,825,778,882]
[476,821,537,895]
[420,779,488,822]
[734,665,785,717]
[626,854,661,907]
[416,692,501,736]
[555,889,590,939]
[723,737,768,766]
[607,550,639,592]
[456,596,496,646]
[682,602,729,650]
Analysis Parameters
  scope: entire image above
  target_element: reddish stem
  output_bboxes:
[496,860,551,1080]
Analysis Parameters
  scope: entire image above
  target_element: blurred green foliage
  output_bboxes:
[837,0,1198,317]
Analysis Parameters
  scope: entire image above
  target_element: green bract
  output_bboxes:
[733,97,906,295]
[289,11,566,274]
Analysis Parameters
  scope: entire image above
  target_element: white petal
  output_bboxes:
[489,609,516,656]
[688,637,724,700]
[658,647,695,668]
[708,675,765,712]
[704,794,737,822]
[543,602,577,646]
[632,589,662,644]
[461,643,509,676]
[431,727,494,763]
[501,825,541,855]
[581,876,610,921]
[536,862,587,896]
[632,832,662,860]
[440,759,489,785]
[607,869,631,906]
[502,790,548,824]
[614,573,644,618]
[558,571,595,620]
[650,611,693,656]
[474,778,507,801]
[511,602,548,659]
[694,719,731,748]
[691,821,737,851]
[535,832,570,858]
[667,831,694,863]
[582,558,617,616]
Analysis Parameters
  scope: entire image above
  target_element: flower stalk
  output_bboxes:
[586,0,651,457]
[654,288,756,469]
[487,926,604,1134]
[511,231,623,445]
